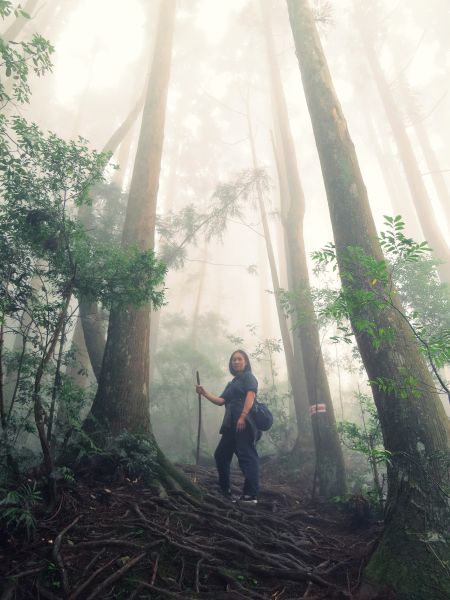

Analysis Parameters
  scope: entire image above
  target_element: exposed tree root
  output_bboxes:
[0,465,381,599]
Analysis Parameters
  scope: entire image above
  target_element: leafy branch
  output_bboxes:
[157,168,268,268]
[311,216,450,398]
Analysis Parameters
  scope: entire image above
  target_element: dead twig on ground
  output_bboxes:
[52,515,81,596]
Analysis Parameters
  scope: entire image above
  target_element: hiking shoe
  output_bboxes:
[239,495,258,504]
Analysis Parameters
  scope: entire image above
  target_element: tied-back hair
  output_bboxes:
[229,349,252,376]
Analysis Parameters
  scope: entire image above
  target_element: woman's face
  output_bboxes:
[231,352,247,373]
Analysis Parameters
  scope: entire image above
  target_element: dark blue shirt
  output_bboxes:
[219,371,258,431]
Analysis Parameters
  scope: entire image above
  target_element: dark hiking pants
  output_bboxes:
[214,426,259,496]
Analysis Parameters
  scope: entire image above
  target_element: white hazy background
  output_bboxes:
[8,0,450,390]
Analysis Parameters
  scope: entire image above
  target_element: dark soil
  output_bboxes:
[0,462,382,599]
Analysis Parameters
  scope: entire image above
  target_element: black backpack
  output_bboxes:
[251,400,273,431]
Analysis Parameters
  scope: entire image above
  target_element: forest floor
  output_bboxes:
[0,461,387,600]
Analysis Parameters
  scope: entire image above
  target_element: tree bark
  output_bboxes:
[86,0,176,436]
[286,1,450,597]
[261,0,345,496]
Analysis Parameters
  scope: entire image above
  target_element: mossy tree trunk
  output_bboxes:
[261,0,345,497]
[286,1,450,598]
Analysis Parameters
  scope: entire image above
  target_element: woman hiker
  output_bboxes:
[195,349,260,503]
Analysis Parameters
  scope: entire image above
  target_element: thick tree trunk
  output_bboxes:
[286,2,450,598]
[86,0,176,436]
[261,0,345,497]
[355,10,450,283]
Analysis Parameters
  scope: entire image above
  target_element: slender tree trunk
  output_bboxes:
[191,242,211,456]
[112,133,135,190]
[54,317,91,451]
[287,2,450,598]
[258,236,276,385]
[2,0,39,41]
[261,0,345,497]
[47,324,67,445]
[355,8,450,282]
[271,131,312,448]
[364,108,422,240]
[101,93,146,159]
[397,74,450,233]
[33,288,73,503]
[86,0,176,436]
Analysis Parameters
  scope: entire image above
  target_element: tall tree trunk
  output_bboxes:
[86,0,176,436]
[271,131,312,450]
[355,8,450,283]
[286,2,450,598]
[260,0,345,497]
[247,107,314,461]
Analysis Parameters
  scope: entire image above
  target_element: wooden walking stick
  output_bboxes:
[194,370,202,483]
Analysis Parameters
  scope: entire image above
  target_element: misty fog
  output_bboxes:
[1,2,449,596]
